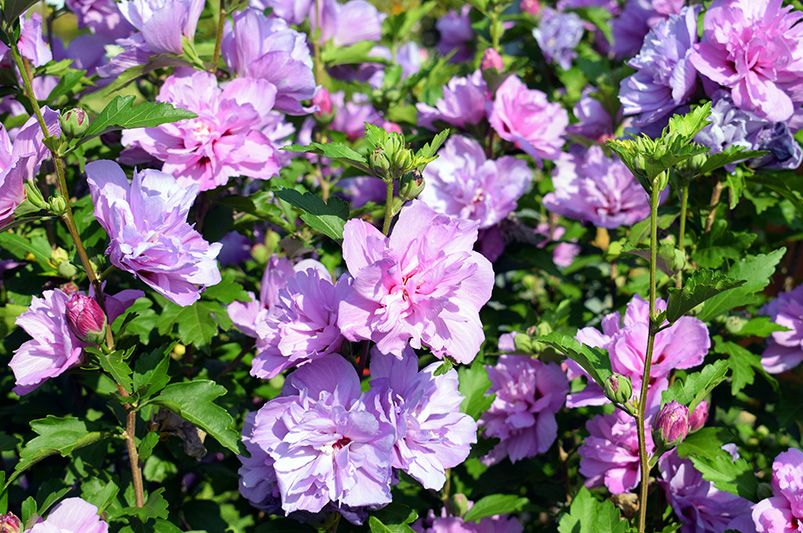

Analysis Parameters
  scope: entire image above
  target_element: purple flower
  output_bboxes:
[567,91,614,142]
[760,285,803,374]
[655,400,690,446]
[534,223,581,268]
[364,348,477,490]
[688,400,709,432]
[579,411,654,494]
[65,0,133,38]
[86,160,221,306]
[689,0,803,123]
[222,9,316,115]
[260,0,313,25]
[122,70,281,191]
[249,355,395,514]
[420,135,531,229]
[612,0,683,59]
[398,42,428,79]
[752,448,803,532]
[414,506,523,533]
[436,6,474,63]
[117,0,203,54]
[659,450,754,533]
[65,293,107,343]
[417,71,490,131]
[694,94,759,154]
[619,6,700,130]
[338,176,387,208]
[26,497,108,533]
[0,108,60,226]
[330,91,382,140]
[568,295,710,409]
[488,75,568,162]
[238,412,281,512]
[481,48,503,72]
[543,146,652,229]
[16,13,52,66]
[533,8,584,70]
[480,353,568,465]
[313,0,384,47]
[748,123,803,171]
[252,263,350,379]
[338,200,494,362]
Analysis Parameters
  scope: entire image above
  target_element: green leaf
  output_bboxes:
[133,346,171,400]
[96,349,133,394]
[665,102,712,143]
[692,220,757,269]
[728,316,788,338]
[368,516,415,533]
[558,487,628,533]
[81,478,119,514]
[696,146,765,176]
[697,249,786,321]
[283,142,370,173]
[147,380,242,454]
[78,96,196,143]
[665,269,744,323]
[300,213,346,241]
[464,494,528,523]
[677,428,757,500]
[539,332,612,389]
[118,488,169,521]
[5,416,106,489]
[714,338,778,395]
[321,41,386,66]
[0,231,56,272]
[275,188,350,240]
[46,69,87,104]
[2,0,39,25]
[458,359,494,420]
[661,360,729,412]
[414,128,450,165]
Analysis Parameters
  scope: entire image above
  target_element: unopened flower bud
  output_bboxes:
[382,121,402,135]
[65,293,107,344]
[398,170,425,200]
[0,513,21,533]
[520,0,540,15]
[481,48,504,72]
[49,195,67,216]
[24,180,48,210]
[312,88,333,116]
[655,401,690,447]
[57,261,78,278]
[59,107,90,138]
[513,332,534,353]
[604,373,633,405]
[369,148,391,176]
[688,400,709,432]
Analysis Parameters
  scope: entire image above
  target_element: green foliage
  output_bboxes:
[714,338,778,395]
[458,359,494,420]
[557,487,628,533]
[677,428,758,500]
[275,188,349,241]
[660,360,729,412]
[664,269,744,323]
[464,495,529,523]
[539,332,613,390]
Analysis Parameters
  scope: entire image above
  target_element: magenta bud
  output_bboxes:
[66,293,107,344]
[688,400,709,432]
[382,121,403,135]
[0,513,21,533]
[520,0,541,15]
[655,400,690,447]
[313,88,333,116]
[481,48,504,72]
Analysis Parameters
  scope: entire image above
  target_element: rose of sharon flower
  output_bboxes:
[752,448,803,532]
[488,75,568,162]
[364,348,477,490]
[543,146,652,229]
[567,295,710,409]
[659,450,754,533]
[238,412,281,512]
[25,497,108,533]
[421,135,531,229]
[314,0,384,47]
[612,0,683,59]
[123,70,281,191]
[227,254,296,338]
[338,200,494,362]
[760,285,803,373]
[221,9,316,115]
[249,355,395,514]
[0,108,60,226]
[66,0,133,38]
[533,8,584,70]
[480,338,568,465]
[86,160,221,306]
[414,506,523,533]
[436,6,474,63]
[567,91,614,142]
[689,0,803,123]
[117,0,203,55]
[417,71,490,130]
[619,6,700,132]
[579,411,654,494]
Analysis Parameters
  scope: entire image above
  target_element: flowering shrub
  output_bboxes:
[0,0,801,531]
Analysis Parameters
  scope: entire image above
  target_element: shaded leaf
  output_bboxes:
[464,494,528,523]
[661,360,729,412]
[558,487,628,533]
[665,269,744,322]
[677,428,757,500]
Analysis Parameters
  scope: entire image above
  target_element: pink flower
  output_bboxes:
[417,71,490,131]
[481,48,504,72]
[488,75,567,162]
[568,295,710,409]
[689,0,803,122]
[338,200,494,362]
[0,513,21,533]
[760,284,803,374]
[579,411,654,494]
[238,412,281,512]
[122,70,281,191]
[534,223,580,268]
[655,400,690,446]
[117,0,203,55]
[65,293,107,343]
[688,400,709,432]
[414,506,523,533]
[752,448,803,532]
[227,254,296,338]
[26,497,108,533]
[480,352,568,464]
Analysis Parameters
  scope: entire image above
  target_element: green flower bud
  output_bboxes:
[57,261,78,278]
[604,373,633,405]
[49,195,67,216]
[369,148,391,176]
[398,170,425,200]
[24,180,48,210]
[513,332,534,353]
[59,107,90,138]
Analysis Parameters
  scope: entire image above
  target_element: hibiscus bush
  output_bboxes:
[0,0,802,531]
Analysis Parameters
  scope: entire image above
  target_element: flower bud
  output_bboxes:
[520,0,540,15]
[398,170,425,200]
[57,261,78,278]
[24,180,48,210]
[312,88,333,116]
[65,293,107,344]
[0,513,21,533]
[655,401,690,447]
[369,148,391,176]
[604,373,633,405]
[49,195,67,216]
[382,121,402,135]
[688,400,709,432]
[59,107,90,138]
[481,48,504,72]
[513,332,534,353]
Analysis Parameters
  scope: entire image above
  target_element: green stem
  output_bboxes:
[676,182,689,290]
[382,179,394,235]
[636,175,662,532]
[210,0,226,72]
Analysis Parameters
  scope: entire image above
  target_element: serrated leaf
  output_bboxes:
[665,102,712,143]
[275,188,349,219]
[300,212,346,241]
[133,346,172,400]
[713,338,778,395]
[369,516,415,533]
[729,317,788,338]
[661,360,728,412]
[665,269,744,323]
[92,348,133,394]
[46,69,87,104]
[677,428,757,500]
[79,95,196,143]
[118,488,169,521]
[283,142,370,173]
[458,360,494,420]
[539,332,612,389]
[557,487,628,533]
[696,147,765,176]
[415,128,450,163]
[322,41,386,66]
[148,380,242,454]
[464,494,528,523]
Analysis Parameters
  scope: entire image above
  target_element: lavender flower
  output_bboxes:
[86,160,221,306]
[480,350,568,464]
[365,348,477,490]
[227,255,295,338]
[612,0,683,59]
[26,497,108,532]
[417,71,490,131]
[15,13,53,66]
[414,506,523,533]
[543,146,652,229]
[534,223,581,268]
[436,6,474,63]
[752,448,803,532]
[533,8,584,70]
[421,135,532,229]
[238,412,281,512]
[330,91,383,140]
[117,0,203,54]
[567,91,614,142]
[65,0,133,38]
[760,285,803,374]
